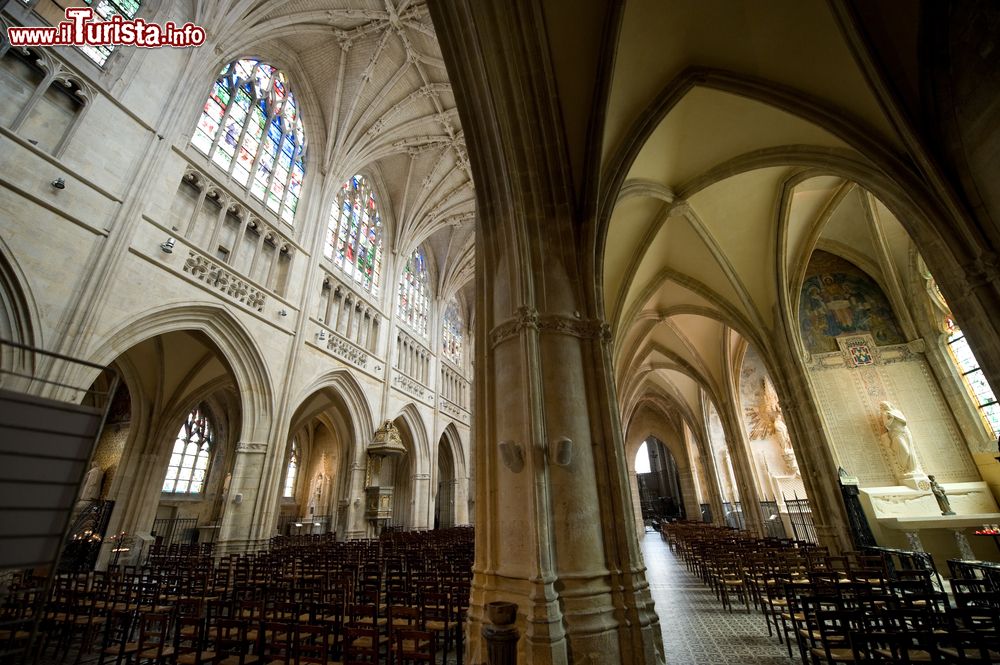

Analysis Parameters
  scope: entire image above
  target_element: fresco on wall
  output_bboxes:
[799,251,904,354]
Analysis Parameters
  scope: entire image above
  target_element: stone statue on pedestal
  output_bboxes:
[879,401,928,488]
[928,475,955,515]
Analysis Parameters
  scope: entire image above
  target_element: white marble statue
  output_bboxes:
[879,401,925,479]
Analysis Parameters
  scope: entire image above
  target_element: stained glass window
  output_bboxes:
[283,439,298,499]
[398,247,430,338]
[79,0,142,66]
[442,297,463,365]
[947,324,1000,438]
[191,59,306,224]
[324,175,383,294]
[162,406,213,494]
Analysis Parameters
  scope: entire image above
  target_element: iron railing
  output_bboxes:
[783,494,818,543]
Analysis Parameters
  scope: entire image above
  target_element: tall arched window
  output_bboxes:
[398,248,430,337]
[80,1,142,65]
[191,59,306,224]
[162,406,213,494]
[283,439,299,499]
[926,272,1000,438]
[325,175,384,294]
[945,317,1000,438]
[442,297,463,365]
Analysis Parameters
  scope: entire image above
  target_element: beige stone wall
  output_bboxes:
[807,343,979,487]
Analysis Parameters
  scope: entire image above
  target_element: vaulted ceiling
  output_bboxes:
[191,0,475,305]
[592,0,928,444]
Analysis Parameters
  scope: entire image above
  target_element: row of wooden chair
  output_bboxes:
[663,521,1000,664]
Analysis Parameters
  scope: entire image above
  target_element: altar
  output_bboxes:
[861,481,1000,564]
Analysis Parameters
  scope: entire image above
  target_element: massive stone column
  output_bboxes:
[428,2,664,663]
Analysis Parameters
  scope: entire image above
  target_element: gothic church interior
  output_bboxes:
[1,0,1000,663]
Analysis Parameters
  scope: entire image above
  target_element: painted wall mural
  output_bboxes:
[799,251,904,354]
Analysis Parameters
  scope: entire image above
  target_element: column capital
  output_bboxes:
[490,309,611,348]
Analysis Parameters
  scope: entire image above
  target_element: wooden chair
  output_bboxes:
[135,612,174,664]
[295,623,329,665]
[259,621,294,665]
[211,618,261,665]
[342,625,380,665]
[97,608,139,665]
[421,591,456,665]
[392,629,436,665]
[172,616,216,665]
[808,609,864,664]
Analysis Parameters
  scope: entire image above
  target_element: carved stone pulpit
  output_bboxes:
[365,486,394,522]
[364,420,406,533]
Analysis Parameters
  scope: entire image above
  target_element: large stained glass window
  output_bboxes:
[324,175,383,294]
[398,248,430,337]
[191,59,306,224]
[945,317,1000,438]
[442,297,463,365]
[79,1,142,66]
[283,439,299,499]
[162,406,213,494]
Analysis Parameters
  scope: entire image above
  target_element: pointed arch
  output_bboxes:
[0,239,40,375]
[391,402,431,477]
[439,422,468,481]
[83,303,274,444]
[288,368,376,455]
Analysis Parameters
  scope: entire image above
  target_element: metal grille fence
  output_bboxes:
[783,494,817,543]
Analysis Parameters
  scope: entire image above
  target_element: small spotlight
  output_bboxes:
[279,309,288,317]
[160,237,176,253]
[51,178,66,190]
[317,330,326,341]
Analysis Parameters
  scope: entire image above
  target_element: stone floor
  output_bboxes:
[642,530,793,664]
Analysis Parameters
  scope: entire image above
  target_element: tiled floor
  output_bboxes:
[642,531,793,664]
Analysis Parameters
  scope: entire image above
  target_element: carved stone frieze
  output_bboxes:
[439,397,469,424]
[393,373,427,398]
[326,336,369,369]
[236,442,267,454]
[182,252,266,312]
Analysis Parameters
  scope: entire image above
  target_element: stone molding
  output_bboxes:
[236,442,267,454]
[489,307,610,347]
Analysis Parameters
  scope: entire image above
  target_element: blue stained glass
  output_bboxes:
[191,58,306,224]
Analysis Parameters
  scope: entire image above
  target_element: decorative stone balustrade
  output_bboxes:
[182,252,266,312]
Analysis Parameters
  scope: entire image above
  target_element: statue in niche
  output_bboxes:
[79,464,104,501]
[879,401,927,485]
[928,475,955,515]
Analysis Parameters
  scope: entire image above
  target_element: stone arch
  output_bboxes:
[386,403,431,529]
[286,368,377,537]
[0,238,40,376]
[84,304,274,445]
[439,422,468,482]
